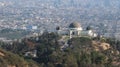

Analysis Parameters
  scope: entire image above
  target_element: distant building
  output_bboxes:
[32,26,38,30]
[24,50,37,58]
[22,25,38,30]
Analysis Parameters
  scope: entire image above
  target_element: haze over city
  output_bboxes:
[0,0,120,39]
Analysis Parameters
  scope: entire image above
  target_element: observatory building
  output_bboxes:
[56,22,97,38]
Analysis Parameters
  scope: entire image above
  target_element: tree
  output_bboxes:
[86,26,92,30]
[62,54,78,67]
[35,32,61,64]
[91,51,106,64]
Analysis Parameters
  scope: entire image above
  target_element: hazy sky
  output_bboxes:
[0,0,120,8]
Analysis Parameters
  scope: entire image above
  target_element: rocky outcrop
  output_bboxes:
[0,51,5,57]
[92,41,111,51]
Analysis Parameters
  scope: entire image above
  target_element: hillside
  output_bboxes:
[0,48,39,67]
[1,32,120,67]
